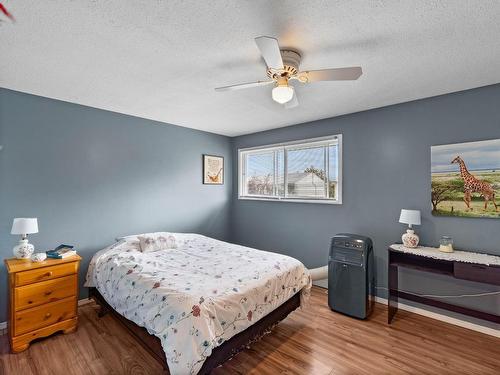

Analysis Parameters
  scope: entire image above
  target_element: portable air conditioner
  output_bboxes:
[328,233,374,319]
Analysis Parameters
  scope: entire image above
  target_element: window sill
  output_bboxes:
[238,196,342,205]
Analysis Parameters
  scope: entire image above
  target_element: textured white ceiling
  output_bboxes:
[1,1,500,136]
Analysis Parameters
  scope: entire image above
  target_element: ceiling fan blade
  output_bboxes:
[254,36,284,70]
[215,80,274,92]
[298,67,362,83]
[284,92,299,109]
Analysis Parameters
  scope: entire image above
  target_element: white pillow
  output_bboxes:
[115,234,142,242]
[137,233,177,253]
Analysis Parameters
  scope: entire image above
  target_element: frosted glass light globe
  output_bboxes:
[272,85,294,104]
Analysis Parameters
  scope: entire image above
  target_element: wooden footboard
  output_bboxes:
[88,287,301,374]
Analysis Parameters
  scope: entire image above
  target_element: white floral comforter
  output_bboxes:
[85,233,311,375]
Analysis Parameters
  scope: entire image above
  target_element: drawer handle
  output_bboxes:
[44,291,53,296]
[39,271,53,279]
[44,313,52,320]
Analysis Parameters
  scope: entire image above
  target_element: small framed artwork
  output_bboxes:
[203,154,224,185]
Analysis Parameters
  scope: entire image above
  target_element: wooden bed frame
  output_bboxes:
[89,287,301,374]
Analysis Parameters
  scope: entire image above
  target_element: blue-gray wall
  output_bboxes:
[1,85,499,330]
[231,84,500,329]
[0,88,232,322]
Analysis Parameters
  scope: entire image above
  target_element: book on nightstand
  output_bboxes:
[46,244,77,259]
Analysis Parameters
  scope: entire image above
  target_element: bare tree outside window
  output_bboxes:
[247,174,273,195]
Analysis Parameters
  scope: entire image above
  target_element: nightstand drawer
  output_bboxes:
[14,275,77,311]
[14,297,76,336]
[15,262,78,286]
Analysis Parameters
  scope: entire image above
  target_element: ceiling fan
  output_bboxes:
[215,36,362,108]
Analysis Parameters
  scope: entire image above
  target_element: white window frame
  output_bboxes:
[238,134,343,204]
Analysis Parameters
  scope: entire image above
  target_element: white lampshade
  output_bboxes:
[399,209,421,226]
[272,85,294,104]
[11,218,39,235]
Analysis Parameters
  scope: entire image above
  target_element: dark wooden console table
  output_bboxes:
[388,244,500,324]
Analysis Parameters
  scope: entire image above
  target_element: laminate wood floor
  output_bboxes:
[1,287,499,374]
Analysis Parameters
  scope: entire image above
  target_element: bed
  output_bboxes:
[85,233,311,375]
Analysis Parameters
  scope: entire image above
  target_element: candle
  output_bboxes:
[439,236,454,253]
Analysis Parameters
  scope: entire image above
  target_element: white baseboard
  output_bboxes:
[312,279,328,288]
[374,296,500,338]
[78,298,92,306]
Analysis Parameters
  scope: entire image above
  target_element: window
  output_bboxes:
[239,135,342,204]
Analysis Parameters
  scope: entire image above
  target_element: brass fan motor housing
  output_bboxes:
[267,49,301,80]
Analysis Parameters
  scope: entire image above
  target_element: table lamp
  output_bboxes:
[399,209,421,248]
[11,218,39,259]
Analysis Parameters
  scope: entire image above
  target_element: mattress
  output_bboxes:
[85,233,311,375]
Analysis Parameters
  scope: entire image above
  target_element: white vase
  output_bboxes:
[13,239,34,259]
[402,229,419,248]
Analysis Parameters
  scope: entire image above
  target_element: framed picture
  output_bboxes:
[431,138,500,218]
[203,154,224,185]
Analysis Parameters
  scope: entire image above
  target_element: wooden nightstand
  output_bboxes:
[4,255,81,353]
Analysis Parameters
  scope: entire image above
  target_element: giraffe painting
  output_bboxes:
[451,156,498,212]
[431,138,500,218]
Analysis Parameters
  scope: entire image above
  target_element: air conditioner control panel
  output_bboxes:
[333,240,364,249]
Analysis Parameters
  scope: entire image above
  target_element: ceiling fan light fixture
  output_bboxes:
[214,36,363,110]
[272,84,294,104]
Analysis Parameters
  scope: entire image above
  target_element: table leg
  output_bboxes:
[388,263,398,324]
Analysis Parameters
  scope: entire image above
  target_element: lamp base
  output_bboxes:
[402,229,419,248]
[13,239,34,259]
